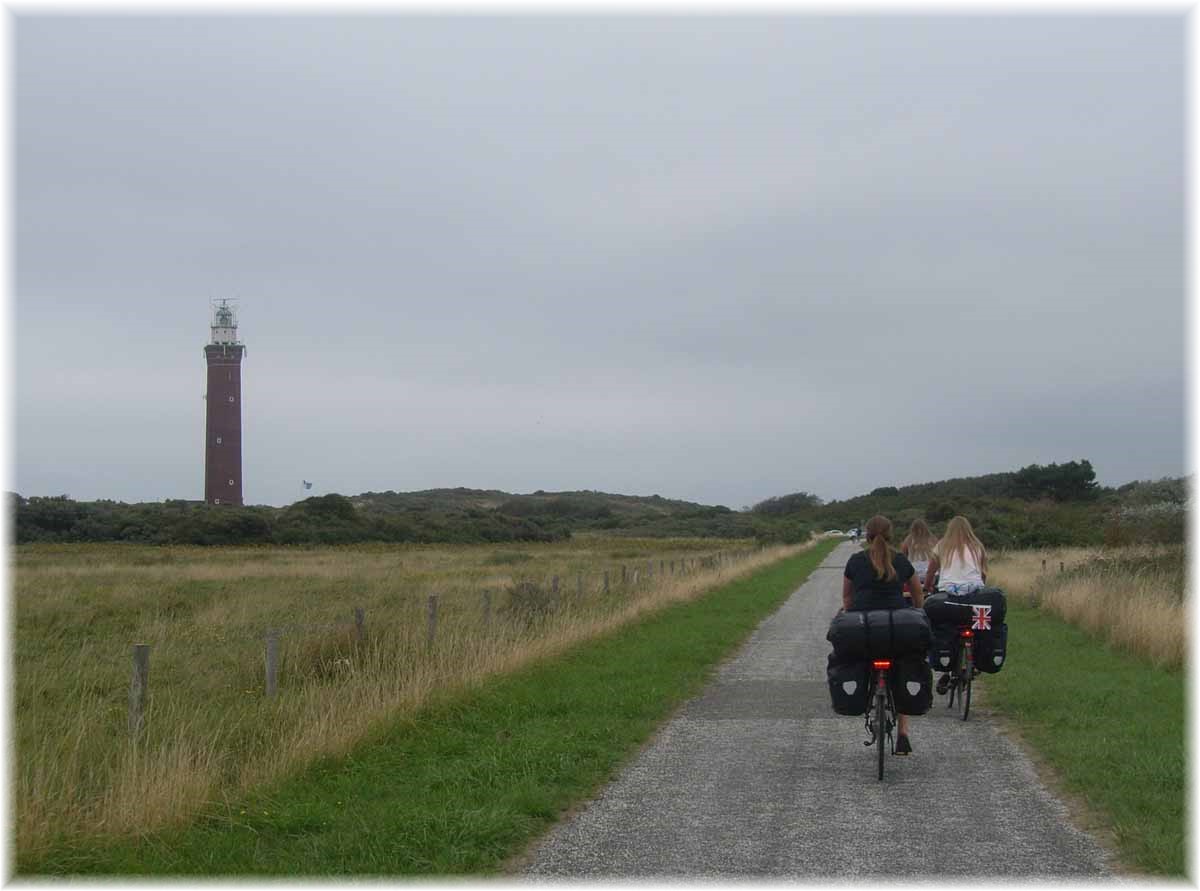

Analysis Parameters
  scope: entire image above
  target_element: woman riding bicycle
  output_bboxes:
[924,515,988,595]
[842,514,924,755]
[925,515,988,694]
[899,518,937,604]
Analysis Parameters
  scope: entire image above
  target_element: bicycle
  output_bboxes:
[863,658,898,780]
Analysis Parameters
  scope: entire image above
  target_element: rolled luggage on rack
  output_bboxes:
[925,587,1007,626]
[827,607,932,661]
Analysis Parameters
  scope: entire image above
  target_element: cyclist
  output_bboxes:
[842,514,925,755]
[899,518,937,604]
[924,515,988,693]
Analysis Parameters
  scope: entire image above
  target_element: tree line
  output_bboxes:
[12,460,1183,549]
[749,460,1184,550]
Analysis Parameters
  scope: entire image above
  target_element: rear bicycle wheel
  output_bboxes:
[876,688,886,781]
[961,644,974,721]
[956,643,973,720]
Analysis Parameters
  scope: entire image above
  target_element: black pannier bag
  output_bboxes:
[928,624,958,671]
[827,607,931,660]
[973,622,1008,673]
[827,653,871,715]
[889,655,933,715]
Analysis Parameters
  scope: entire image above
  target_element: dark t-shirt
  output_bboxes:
[844,550,915,610]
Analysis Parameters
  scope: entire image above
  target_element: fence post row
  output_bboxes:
[124,550,742,715]
[265,630,279,698]
[129,644,149,738]
[427,595,439,648]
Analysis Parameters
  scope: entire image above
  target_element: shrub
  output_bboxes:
[501,580,558,626]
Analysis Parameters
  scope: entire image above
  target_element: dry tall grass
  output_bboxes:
[990,544,1185,670]
[14,536,812,857]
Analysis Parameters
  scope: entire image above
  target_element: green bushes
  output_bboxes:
[12,462,1184,550]
[13,494,562,547]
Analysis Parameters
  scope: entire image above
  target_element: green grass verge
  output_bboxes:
[985,602,1184,876]
[21,539,838,876]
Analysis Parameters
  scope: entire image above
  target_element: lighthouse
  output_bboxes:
[203,300,245,506]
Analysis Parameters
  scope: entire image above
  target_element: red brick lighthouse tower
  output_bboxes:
[204,300,246,505]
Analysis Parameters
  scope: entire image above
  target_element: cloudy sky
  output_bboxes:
[14,12,1185,509]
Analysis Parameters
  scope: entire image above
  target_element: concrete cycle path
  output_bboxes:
[521,540,1115,879]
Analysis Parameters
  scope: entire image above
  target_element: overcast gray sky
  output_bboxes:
[14,13,1185,509]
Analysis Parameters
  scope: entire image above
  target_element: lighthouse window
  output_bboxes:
[216,436,222,444]
[228,479,235,486]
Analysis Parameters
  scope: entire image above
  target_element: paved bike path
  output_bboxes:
[521,541,1114,878]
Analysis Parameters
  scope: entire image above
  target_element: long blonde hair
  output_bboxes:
[864,515,897,581]
[901,518,937,562]
[937,515,986,567]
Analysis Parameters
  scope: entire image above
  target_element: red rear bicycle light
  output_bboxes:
[961,628,973,638]
[872,660,892,669]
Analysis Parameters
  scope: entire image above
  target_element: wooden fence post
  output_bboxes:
[603,571,610,593]
[1060,561,1064,573]
[427,595,439,648]
[354,607,365,643]
[265,630,279,698]
[622,565,627,584]
[482,591,492,627]
[129,644,149,738]
[552,575,559,595]
[1041,559,1046,571]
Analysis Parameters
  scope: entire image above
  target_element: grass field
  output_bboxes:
[17,538,837,874]
[990,544,1184,669]
[13,535,806,861]
[986,546,1185,875]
